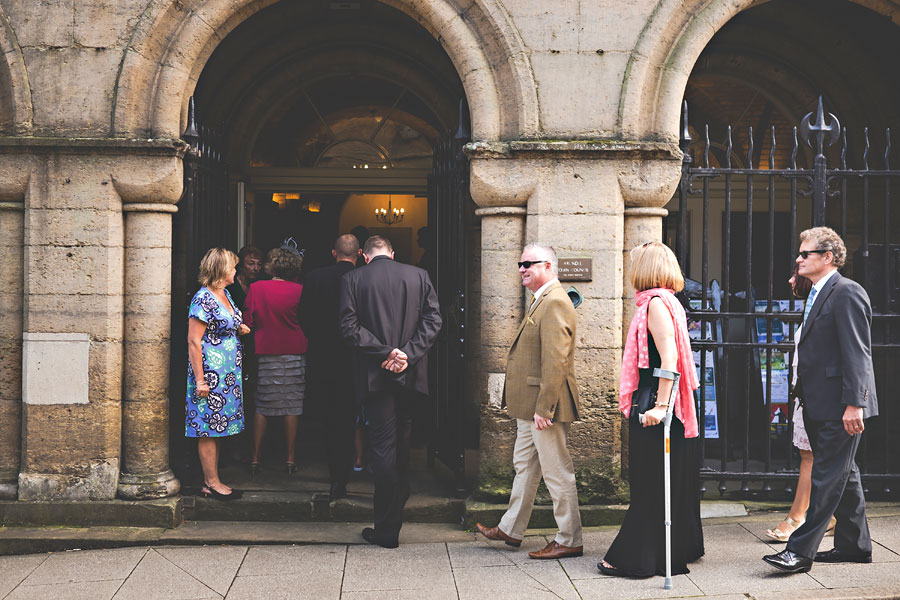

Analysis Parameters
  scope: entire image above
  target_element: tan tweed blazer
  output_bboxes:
[503,281,581,422]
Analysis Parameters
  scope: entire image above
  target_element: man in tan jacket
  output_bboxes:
[476,243,584,559]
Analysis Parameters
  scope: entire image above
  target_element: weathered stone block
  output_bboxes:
[122,399,169,473]
[23,293,123,340]
[0,210,25,246]
[25,245,123,296]
[21,400,120,473]
[4,0,74,48]
[528,213,623,252]
[26,208,123,248]
[124,293,171,341]
[18,457,119,501]
[88,340,123,403]
[0,242,24,292]
[0,341,22,399]
[480,216,525,251]
[574,347,621,398]
[74,0,147,48]
[123,340,170,401]
[0,399,21,477]
[123,211,173,249]
[124,247,172,296]
[0,293,23,338]
[575,297,622,349]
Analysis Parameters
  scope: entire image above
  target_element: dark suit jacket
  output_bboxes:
[338,255,442,396]
[298,260,356,380]
[797,271,878,421]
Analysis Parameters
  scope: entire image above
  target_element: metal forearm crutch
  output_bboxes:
[640,367,681,590]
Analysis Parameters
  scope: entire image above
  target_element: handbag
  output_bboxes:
[632,380,659,415]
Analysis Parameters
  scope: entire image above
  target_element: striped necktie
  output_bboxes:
[802,285,819,325]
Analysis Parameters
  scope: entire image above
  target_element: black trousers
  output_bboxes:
[364,389,414,540]
[787,418,872,559]
[323,374,358,488]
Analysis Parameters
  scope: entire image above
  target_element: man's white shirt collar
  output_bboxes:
[530,279,558,310]
[813,268,838,294]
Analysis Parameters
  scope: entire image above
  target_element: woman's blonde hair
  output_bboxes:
[629,241,685,292]
[197,247,239,288]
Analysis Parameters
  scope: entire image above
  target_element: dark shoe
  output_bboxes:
[200,483,243,501]
[597,561,626,577]
[475,522,521,547]
[285,462,296,475]
[361,527,399,549]
[249,462,260,479]
[330,482,348,500]
[814,548,872,563]
[762,549,812,573]
[528,540,584,559]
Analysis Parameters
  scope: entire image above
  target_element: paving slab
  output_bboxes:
[155,545,249,596]
[237,544,345,577]
[573,574,701,599]
[6,579,122,600]
[112,549,223,600]
[20,547,147,586]
[225,572,343,600]
[454,563,575,600]
[342,541,455,593]
[0,554,46,597]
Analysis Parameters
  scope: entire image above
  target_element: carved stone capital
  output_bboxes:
[469,158,536,209]
[112,156,183,207]
[617,157,682,209]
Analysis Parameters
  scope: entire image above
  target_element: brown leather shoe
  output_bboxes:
[528,540,584,559]
[475,522,521,547]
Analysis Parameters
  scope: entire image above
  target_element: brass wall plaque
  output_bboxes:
[558,258,592,281]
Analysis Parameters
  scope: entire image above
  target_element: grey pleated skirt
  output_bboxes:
[255,354,306,416]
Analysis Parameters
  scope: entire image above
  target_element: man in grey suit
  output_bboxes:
[339,235,442,548]
[764,227,878,573]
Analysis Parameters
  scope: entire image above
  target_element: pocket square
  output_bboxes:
[527,316,535,325]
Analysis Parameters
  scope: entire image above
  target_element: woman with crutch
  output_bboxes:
[598,241,704,578]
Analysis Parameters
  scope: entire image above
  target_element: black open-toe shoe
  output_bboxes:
[201,483,242,501]
[597,561,625,577]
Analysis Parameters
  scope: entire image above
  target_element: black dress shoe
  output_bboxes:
[815,548,872,563]
[762,549,813,573]
[362,527,399,549]
[597,562,627,577]
[330,483,347,500]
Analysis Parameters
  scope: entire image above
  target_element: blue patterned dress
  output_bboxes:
[185,287,245,438]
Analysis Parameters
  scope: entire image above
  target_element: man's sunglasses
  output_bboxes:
[798,249,829,259]
[518,260,549,269]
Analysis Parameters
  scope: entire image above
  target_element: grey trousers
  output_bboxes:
[498,419,583,548]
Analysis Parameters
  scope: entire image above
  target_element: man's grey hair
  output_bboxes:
[523,243,558,275]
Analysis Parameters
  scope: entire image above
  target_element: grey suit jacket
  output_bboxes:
[796,271,878,421]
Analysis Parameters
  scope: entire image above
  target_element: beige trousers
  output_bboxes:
[498,419,583,548]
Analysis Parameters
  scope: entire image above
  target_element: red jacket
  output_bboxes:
[244,280,308,355]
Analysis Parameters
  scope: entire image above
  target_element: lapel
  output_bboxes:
[799,271,840,344]
[511,281,561,348]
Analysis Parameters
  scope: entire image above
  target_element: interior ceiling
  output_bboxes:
[685,0,900,169]
[192,0,465,170]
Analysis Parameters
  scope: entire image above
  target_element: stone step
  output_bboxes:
[0,497,182,529]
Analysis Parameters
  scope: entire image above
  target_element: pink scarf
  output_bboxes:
[619,288,700,438]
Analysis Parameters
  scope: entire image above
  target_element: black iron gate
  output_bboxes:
[671,98,900,497]
[169,98,232,484]
[426,100,471,495]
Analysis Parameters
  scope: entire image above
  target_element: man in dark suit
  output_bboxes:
[298,233,361,500]
[764,226,878,573]
[339,235,442,548]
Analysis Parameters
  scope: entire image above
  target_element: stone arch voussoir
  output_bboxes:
[112,0,538,141]
[0,3,33,135]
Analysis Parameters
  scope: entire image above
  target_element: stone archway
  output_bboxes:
[111,0,538,142]
[618,0,900,142]
[0,2,32,136]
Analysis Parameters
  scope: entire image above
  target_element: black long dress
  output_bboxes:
[604,333,704,577]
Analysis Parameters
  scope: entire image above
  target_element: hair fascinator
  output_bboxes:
[280,237,305,257]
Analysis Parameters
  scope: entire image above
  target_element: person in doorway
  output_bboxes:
[244,240,308,476]
[416,226,436,283]
[598,241,703,577]
[765,264,836,542]
[764,227,878,573]
[226,245,263,311]
[475,243,584,560]
[339,235,442,548]
[298,233,361,500]
[185,248,251,500]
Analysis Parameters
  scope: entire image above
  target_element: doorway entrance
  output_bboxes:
[168,0,476,503]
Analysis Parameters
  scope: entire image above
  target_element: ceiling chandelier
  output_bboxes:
[375,195,404,225]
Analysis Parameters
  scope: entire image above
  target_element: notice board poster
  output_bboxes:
[688,300,719,439]
[754,300,802,439]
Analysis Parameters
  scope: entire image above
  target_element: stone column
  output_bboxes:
[113,154,183,500]
[0,195,25,499]
[468,158,533,481]
[117,203,180,499]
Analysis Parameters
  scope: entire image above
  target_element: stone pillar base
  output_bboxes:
[18,458,120,501]
[117,469,180,500]
[0,482,17,500]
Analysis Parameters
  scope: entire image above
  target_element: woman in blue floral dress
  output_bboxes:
[186,247,251,500]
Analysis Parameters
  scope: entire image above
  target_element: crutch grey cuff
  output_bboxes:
[652,368,679,381]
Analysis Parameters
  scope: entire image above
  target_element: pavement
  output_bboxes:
[3,507,900,599]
